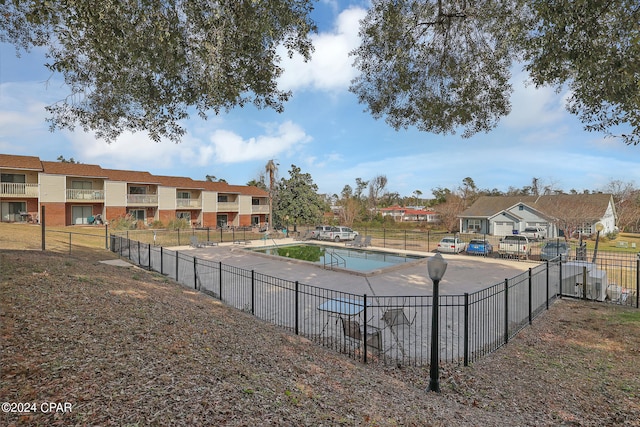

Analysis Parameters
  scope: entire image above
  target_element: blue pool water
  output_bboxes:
[250,243,425,273]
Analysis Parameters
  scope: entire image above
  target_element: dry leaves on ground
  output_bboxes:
[1,249,639,426]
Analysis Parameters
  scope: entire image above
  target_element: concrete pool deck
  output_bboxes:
[170,238,534,297]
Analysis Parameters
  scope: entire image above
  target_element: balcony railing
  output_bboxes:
[127,194,158,205]
[251,205,269,214]
[66,189,105,201]
[176,198,202,208]
[0,182,39,197]
[217,201,239,212]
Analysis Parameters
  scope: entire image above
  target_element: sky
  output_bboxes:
[1,0,639,199]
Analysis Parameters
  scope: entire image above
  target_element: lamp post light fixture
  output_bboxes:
[427,252,448,393]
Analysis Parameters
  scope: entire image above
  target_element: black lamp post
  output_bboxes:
[427,253,448,393]
[591,222,604,264]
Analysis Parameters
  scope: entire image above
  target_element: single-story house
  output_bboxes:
[379,205,439,223]
[458,194,617,238]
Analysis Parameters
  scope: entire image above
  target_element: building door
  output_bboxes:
[494,221,514,236]
[1,201,26,222]
[72,206,93,225]
[217,214,228,228]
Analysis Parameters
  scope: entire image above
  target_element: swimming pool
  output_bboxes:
[249,243,426,275]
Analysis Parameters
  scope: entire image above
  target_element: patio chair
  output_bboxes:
[341,317,381,353]
[381,308,416,356]
[189,236,203,248]
[382,308,415,329]
[345,234,362,247]
[358,236,372,248]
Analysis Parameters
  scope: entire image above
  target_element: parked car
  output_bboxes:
[322,226,359,242]
[540,241,570,261]
[310,225,332,240]
[436,237,466,254]
[466,239,493,255]
[520,226,546,241]
[498,235,531,259]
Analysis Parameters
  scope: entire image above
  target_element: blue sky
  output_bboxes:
[1,0,639,198]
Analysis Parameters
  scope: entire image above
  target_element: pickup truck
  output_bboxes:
[321,226,358,242]
[498,235,531,259]
[520,227,546,241]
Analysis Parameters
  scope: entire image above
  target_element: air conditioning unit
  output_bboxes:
[562,261,608,301]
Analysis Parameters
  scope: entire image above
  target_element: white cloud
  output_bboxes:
[503,70,569,130]
[209,121,312,164]
[277,7,366,92]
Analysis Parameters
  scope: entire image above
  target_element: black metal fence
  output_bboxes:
[110,234,640,367]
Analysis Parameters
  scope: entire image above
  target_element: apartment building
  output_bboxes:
[0,154,270,228]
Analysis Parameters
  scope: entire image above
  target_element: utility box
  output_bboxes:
[562,261,608,301]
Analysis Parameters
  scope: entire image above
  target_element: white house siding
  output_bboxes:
[158,186,175,210]
[201,191,217,213]
[105,181,127,206]
[600,202,616,233]
[38,174,66,202]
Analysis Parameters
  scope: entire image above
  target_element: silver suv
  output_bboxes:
[311,225,332,240]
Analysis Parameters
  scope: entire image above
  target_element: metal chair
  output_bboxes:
[341,317,381,353]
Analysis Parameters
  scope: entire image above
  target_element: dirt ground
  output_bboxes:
[1,225,639,426]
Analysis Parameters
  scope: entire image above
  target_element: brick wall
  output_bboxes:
[40,202,66,226]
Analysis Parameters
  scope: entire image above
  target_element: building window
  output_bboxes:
[1,173,26,183]
[129,186,146,194]
[468,219,481,232]
[218,195,228,203]
[518,205,524,211]
[177,191,190,199]
[177,211,191,222]
[71,180,92,189]
[252,198,260,205]
[128,209,145,221]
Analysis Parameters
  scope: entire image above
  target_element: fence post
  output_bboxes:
[464,293,469,367]
[148,243,151,270]
[160,247,164,275]
[427,230,430,252]
[177,228,181,246]
[251,270,255,315]
[504,279,509,344]
[105,224,109,249]
[295,281,299,335]
[41,206,46,251]
[175,251,179,282]
[194,257,198,290]
[363,293,368,364]
[137,240,141,265]
[559,262,563,298]
[582,266,587,300]
[207,227,210,242]
[528,268,533,325]
[68,232,72,255]
[219,261,223,301]
[636,258,639,308]
[404,230,407,251]
[545,261,550,310]
[383,229,386,248]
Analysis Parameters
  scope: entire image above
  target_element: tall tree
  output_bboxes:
[0,0,315,142]
[275,165,324,231]
[351,0,640,145]
[265,159,279,229]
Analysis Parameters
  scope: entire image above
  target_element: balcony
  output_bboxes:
[66,189,105,201]
[0,182,39,197]
[177,198,202,208]
[127,194,158,205]
[251,204,269,214]
[217,201,239,212]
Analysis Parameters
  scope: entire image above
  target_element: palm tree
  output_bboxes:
[265,159,278,230]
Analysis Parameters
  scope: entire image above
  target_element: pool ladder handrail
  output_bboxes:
[324,250,346,270]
